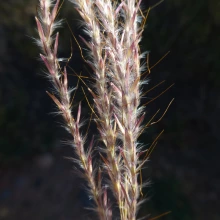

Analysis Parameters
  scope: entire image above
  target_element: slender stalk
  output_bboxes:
[115,1,143,219]
[94,0,145,218]
[70,0,127,218]
[35,1,107,219]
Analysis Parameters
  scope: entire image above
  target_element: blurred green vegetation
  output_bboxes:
[149,176,194,220]
[0,0,57,164]
[139,176,194,220]
[141,0,220,150]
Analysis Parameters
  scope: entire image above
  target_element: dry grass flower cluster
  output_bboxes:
[35,0,170,219]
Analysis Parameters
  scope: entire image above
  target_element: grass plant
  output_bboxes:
[35,0,171,219]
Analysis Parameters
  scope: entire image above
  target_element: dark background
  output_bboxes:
[0,0,219,219]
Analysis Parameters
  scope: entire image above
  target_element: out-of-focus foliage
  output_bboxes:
[143,176,194,220]
[0,0,85,164]
[141,0,220,150]
[0,0,53,163]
